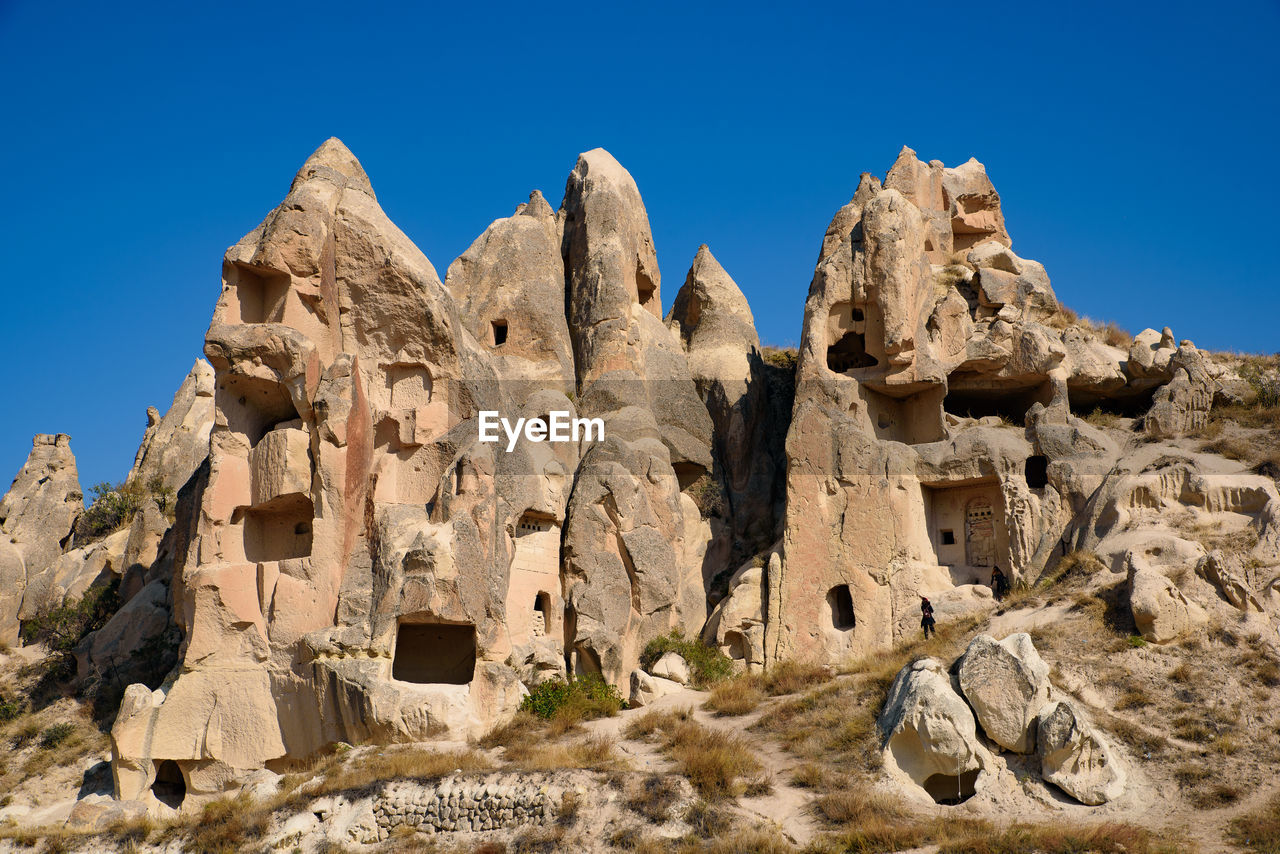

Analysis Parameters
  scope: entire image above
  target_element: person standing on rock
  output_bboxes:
[920,596,936,639]
[991,566,1008,601]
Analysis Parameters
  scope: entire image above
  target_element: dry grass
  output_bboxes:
[1077,316,1133,348]
[1083,407,1125,429]
[1114,687,1152,710]
[625,709,762,800]
[1187,520,1259,558]
[625,773,684,823]
[316,746,491,795]
[1045,304,1079,330]
[702,659,834,718]
[1230,790,1280,852]
[503,734,621,772]
[704,675,766,716]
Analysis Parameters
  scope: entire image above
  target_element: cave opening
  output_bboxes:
[217,375,301,447]
[392,622,477,685]
[151,759,186,809]
[827,585,856,631]
[533,592,551,638]
[491,319,508,346]
[724,630,746,662]
[243,494,314,562]
[227,262,290,325]
[1025,455,1049,489]
[944,376,1050,425]
[1067,386,1159,420]
[827,331,879,373]
[923,769,980,805]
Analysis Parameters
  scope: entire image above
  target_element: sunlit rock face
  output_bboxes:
[85,140,1247,808]
[762,146,1223,667]
[109,140,718,806]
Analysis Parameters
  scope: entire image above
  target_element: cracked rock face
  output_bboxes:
[108,140,719,806]
[955,632,1051,754]
[1037,701,1126,805]
[0,138,1214,809]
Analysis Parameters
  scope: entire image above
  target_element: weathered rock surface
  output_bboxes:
[127,360,216,493]
[955,632,1051,753]
[877,657,990,802]
[0,434,83,644]
[0,140,1250,814]
[667,245,788,563]
[1129,554,1204,643]
[1037,701,1126,805]
[629,669,683,707]
[650,651,690,685]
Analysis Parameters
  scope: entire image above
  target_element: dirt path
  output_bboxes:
[588,686,821,846]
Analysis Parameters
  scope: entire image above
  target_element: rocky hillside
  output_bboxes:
[0,141,1277,853]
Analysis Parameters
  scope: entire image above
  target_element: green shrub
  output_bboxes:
[641,630,735,688]
[21,579,121,653]
[685,473,725,519]
[0,693,23,722]
[39,722,75,749]
[74,476,174,542]
[1239,358,1280,408]
[520,675,624,721]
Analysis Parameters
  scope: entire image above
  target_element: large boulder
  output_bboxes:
[877,658,990,803]
[955,633,1051,753]
[1129,555,1204,643]
[1037,701,1126,805]
[629,669,683,708]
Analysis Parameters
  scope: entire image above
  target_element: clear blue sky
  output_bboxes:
[1,0,1277,491]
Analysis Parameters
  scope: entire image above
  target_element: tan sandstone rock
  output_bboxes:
[955,632,1051,754]
[877,658,991,803]
[1037,701,1126,805]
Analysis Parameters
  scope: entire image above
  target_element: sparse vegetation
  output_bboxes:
[626,773,683,823]
[74,476,173,542]
[760,345,797,371]
[685,472,726,519]
[314,746,490,795]
[518,674,625,723]
[641,630,735,689]
[625,708,762,800]
[704,674,765,716]
[1231,790,1280,852]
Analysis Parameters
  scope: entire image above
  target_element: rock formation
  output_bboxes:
[1037,701,1126,805]
[955,632,1051,754]
[4,140,1268,817]
[0,434,83,644]
[877,657,992,804]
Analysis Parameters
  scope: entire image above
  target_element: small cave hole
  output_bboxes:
[923,769,980,805]
[491,319,508,346]
[533,592,551,638]
[392,622,477,685]
[637,273,657,308]
[724,630,747,661]
[1025,455,1049,489]
[940,529,956,546]
[827,331,878,373]
[243,495,314,562]
[827,585,856,631]
[152,760,186,809]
